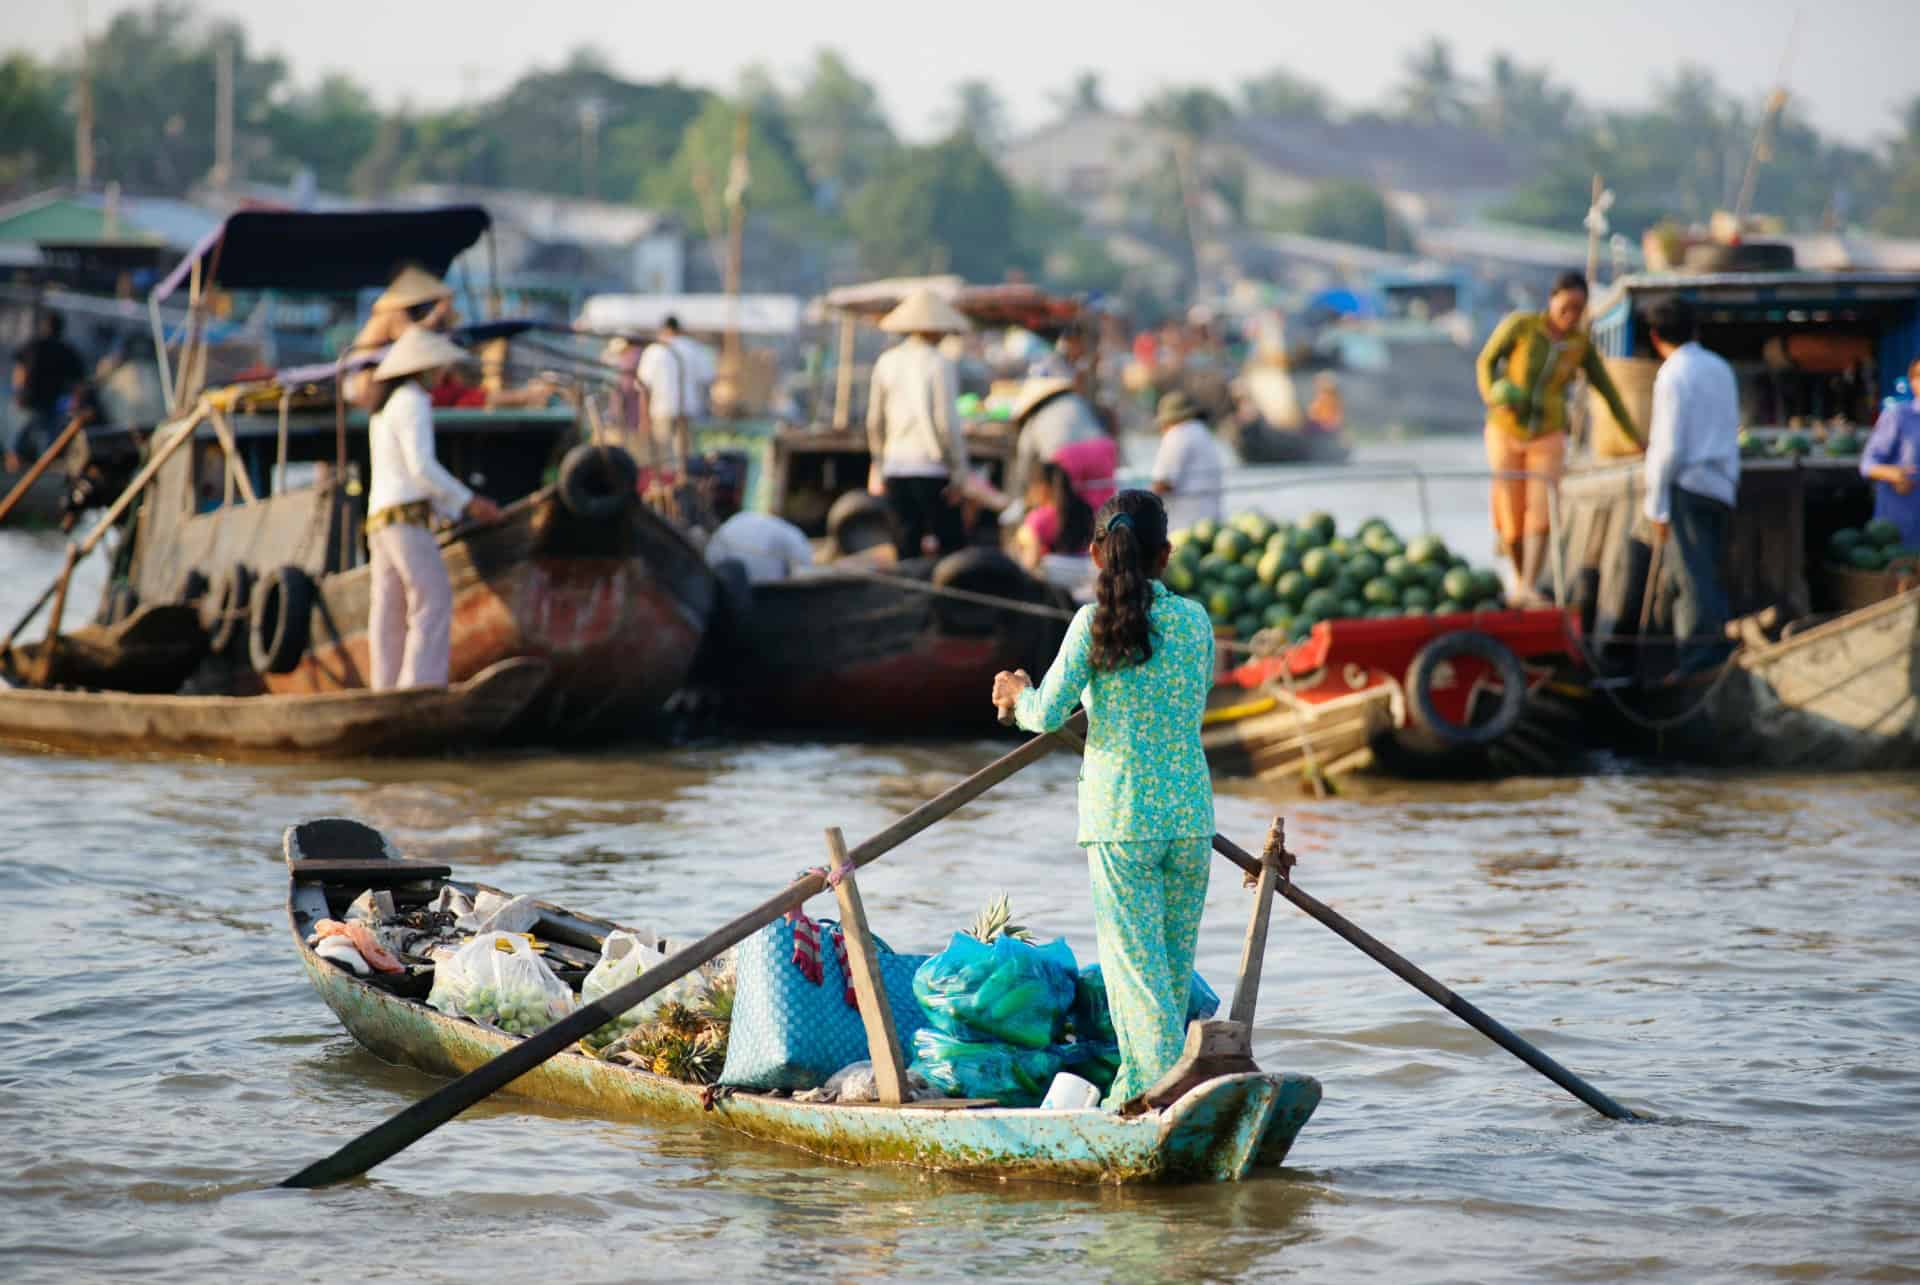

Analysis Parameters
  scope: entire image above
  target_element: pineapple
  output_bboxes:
[966,894,1036,944]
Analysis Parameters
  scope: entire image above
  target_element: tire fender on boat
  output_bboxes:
[825,491,897,557]
[201,563,254,654]
[557,444,640,521]
[929,548,1032,637]
[1404,629,1527,747]
[249,565,316,674]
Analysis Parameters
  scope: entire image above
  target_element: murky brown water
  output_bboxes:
[4,440,1919,1283]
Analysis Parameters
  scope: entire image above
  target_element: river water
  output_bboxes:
[3,438,1918,1283]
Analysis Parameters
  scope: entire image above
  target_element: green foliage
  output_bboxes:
[846,133,1018,280]
[1396,36,1473,127]
[258,74,378,192]
[1265,179,1411,251]
[0,54,69,189]
[1879,95,1920,236]
[645,97,819,226]
[785,48,897,205]
[1240,68,1330,122]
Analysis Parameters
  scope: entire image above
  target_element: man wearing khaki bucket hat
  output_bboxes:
[866,287,971,558]
[364,326,504,689]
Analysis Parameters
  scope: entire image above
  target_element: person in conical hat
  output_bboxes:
[344,264,458,403]
[364,326,503,690]
[866,288,972,558]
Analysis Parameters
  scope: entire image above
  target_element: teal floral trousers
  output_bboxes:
[1086,837,1212,1107]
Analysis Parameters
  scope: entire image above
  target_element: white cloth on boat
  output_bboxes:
[705,511,815,584]
[367,381,472,523]
[1151,419,1226,531]
[866,336,967,480]
[368,522,454,689]
[794,1061,937,1103]
[455,890,542,935]
[1643,340,1741,523]
[315,938,371,975]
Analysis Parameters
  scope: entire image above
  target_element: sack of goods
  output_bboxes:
[427,931,575,1036]
[912,931,1079,1049]
[1163,510,1507,642]
[579,929,729,1052]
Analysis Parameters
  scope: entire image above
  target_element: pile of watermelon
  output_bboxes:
[1163,510,1508,641]
[1827,519,1917,572]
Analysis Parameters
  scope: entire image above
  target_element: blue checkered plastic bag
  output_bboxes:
[718,914,929,1092]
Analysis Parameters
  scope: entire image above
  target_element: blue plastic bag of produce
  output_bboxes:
[719,914,929,1092]
[1055,1039,1121,1095]
[1070,965,1220,1043]
[912,932,1078,1050]
[909,1028,1064,1107]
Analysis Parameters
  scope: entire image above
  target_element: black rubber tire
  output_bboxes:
[1405,629,1528,748]
[176,568,210,609]
[557,444,640,521]
[248,565,315,674]
[202,564,254,655]
[825,490,898,557]
[929,547,1034,636]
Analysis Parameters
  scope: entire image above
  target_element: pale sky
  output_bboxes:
[10,0,1916,147]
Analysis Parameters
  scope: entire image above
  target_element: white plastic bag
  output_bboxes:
[455,891,542,935]
[427,931,574,1035]
[797,1060,936,1104]
[579,930,726,1049]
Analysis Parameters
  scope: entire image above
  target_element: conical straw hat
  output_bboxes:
[879,287,969,335]
[1010,376,1074,424]
[372,326,469,382]
[372,265,454,314]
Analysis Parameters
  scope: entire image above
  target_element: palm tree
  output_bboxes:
[1397,36,1472,126]
[948,79,1009,148]
[1048,71,1106,120]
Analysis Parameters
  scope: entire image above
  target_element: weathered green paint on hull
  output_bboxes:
[297,942,1320,1185]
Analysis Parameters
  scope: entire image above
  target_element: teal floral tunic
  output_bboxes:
[1013,580,1217,844]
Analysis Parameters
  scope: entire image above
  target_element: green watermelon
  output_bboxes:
[1207,587,1240,621]
[1275,570,1310,606]
[1328,535,1355,557]
[1213,528,1251,561]
[1244,584,1278,613]
[1828,528,1864,561]
[1240,548,1267,573]
[1170,540,1202,567]
[1406,535,1449,566]
[1441,567,1476,602]
[1826,430,1862,456]
[1363,528,1404,559]
[1233,512,1275,544]
[1866,518,1902,547]
[1196,553,1232,582]
[1850,545,1889,571]
[1363,576,1399,606]
[1303,510,1337,544]
[1291,613,1321,640]
[1345,551,1383,583]
[1164,561,1197,594]
[1438,599,1472,616]
[1366,605,1399,619]
[1331,570,1366,600]
[1300,548,1339,585]
[1190,518,1219,547]
[1261,605,1294,632]
[1384,554,1417,587]
[1358,517,1395,543]
[1401,585,1435,610]
[1233,612,1263,639]
[1302,587,1339,618]
[1255,549,1287,587]
[1738,429,1764,458]
[1338,596,1365,619]
[1471,570,1503,601]
[1169,528,1194,552]
[1774,431,1812,457]
[1400,604,1430,617]
[1223,562,1259,589]
[1474,597,1504,613]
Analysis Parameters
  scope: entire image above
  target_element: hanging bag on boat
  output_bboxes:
[426,931,575,1037]
[718,907,930,1092]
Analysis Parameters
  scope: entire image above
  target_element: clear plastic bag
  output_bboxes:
[427,931,575,1036]
[911,932,1078,1050]
[578,930,722,1050]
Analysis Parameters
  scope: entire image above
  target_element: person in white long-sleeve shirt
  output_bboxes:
[1642,297,1740,673]
[865,288,971,558]
[365,327,503,689]
[636,316,713,472]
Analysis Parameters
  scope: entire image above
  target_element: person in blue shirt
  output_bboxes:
[1861,355,1920,548]
[991,489,1217,1106]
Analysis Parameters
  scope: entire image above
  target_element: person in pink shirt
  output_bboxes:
[1053,434,1119,511]
[1015,461,1095,571]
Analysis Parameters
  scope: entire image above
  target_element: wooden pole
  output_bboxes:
[206,406,257,504]
[825,826,908,1105]
[832,313,856,430]
[278,715,1082,1189]
[0,415,87,527]
[26,543,81,685]
[1228,817,1286,1027]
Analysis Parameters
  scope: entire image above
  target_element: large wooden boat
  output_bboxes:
[1559,265,1920,769]
[284,822,1322,1185]
[0,657,548,758]
[21,206,714,742]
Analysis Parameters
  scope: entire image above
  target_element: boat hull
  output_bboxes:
[0,657,549,758]
[266,490,712,737]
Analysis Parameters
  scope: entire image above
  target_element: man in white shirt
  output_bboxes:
[1150,391,1226,532]
[637,316,713,472]
[365,327,503,689]
[865,288,971,558]
[705,479,815,585]
[1642,297,1740,673]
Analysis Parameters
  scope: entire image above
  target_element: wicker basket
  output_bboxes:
[1815,562,1920,614]
[1587,356,1658,459]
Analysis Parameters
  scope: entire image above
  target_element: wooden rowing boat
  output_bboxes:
[285,823,1321,1184]
[0,657,550,758]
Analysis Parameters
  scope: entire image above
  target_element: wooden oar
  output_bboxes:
[279,715,1083,1189]
[0,414,86,527]
[1045,726,1637,1122]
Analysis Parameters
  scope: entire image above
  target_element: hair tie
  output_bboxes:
[1105,513,1135,537]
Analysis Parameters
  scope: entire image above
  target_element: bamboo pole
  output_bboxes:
[26,543,82,685]
[206,406,257,504]
[0,415,87,527]
[826,826,908,1105]
[1228,818,1286,1027]
[832,313,856,430]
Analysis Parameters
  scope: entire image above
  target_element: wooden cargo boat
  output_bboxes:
[0,656,548,758]
[1561,266,1920,768]
[11,206,714,743]
[285,822,1322,1184]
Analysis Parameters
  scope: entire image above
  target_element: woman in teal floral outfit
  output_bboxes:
[992,489,1216,1106]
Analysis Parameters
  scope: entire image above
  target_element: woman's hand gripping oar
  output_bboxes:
[278,713,1086,1190]
[1048,725,1639,1122]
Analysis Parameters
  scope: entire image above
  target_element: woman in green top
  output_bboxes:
[1476,271,1642,602]
[991,489,1217,1106]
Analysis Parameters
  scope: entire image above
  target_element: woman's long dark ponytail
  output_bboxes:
[1088,489,1168,672]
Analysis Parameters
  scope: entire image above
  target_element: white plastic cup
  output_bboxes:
[1040,1071,1102,1110]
